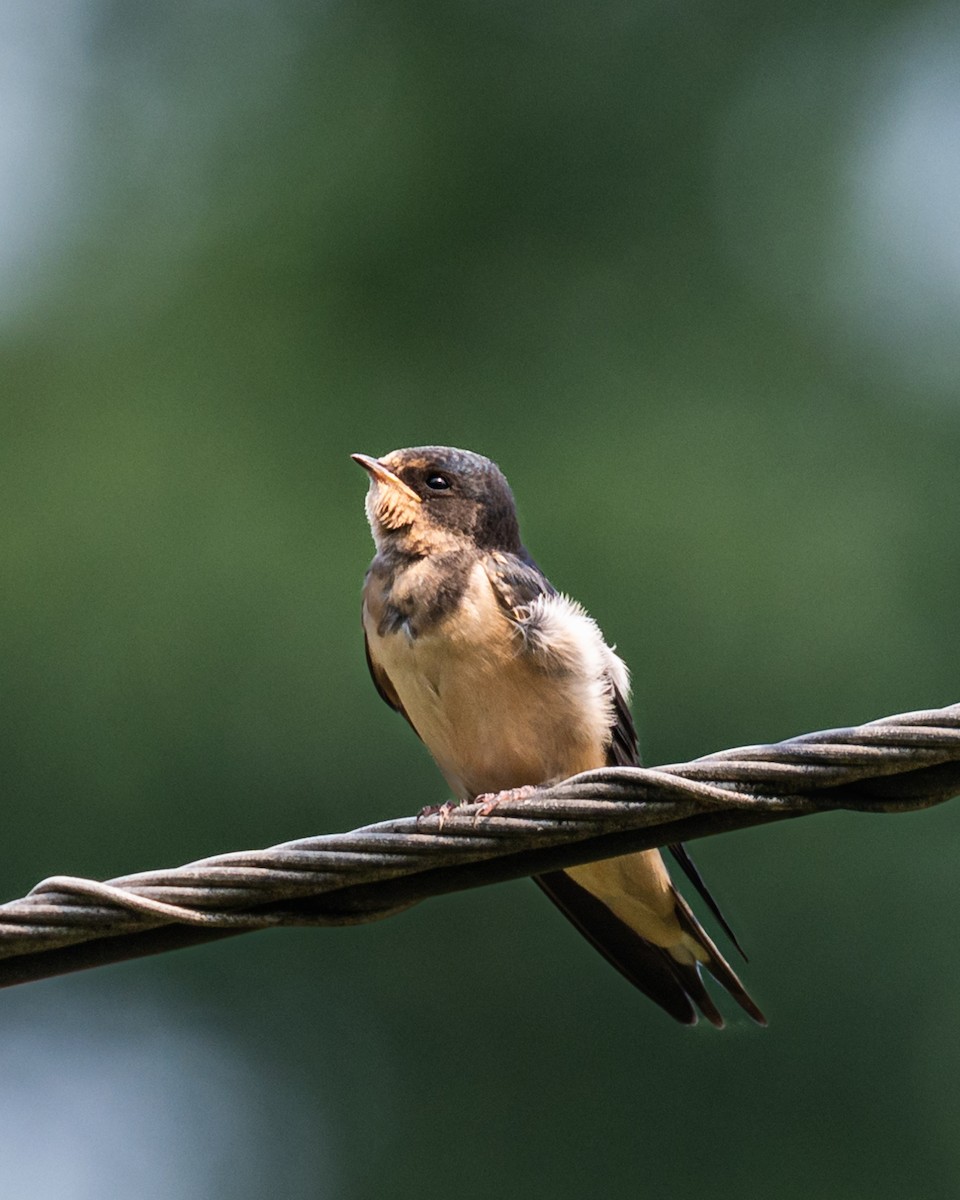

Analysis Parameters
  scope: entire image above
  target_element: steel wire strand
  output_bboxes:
[0,704,958,988]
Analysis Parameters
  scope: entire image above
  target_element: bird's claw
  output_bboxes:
[472,785,538,824]
[417,801,458,830]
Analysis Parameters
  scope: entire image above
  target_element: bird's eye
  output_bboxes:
[426,473,451,491]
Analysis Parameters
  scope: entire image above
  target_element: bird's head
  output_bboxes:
[352,446,521,556]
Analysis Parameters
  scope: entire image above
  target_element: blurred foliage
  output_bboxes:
[2,2,959,1197]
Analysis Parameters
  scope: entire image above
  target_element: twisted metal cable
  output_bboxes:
[2,703,959,988]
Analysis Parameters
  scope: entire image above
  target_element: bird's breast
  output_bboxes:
[363,560,611,799]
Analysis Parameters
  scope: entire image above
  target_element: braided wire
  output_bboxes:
[1,703,958,988]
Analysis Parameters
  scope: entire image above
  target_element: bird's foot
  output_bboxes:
[473,785,539,824]
[417,800,460,830]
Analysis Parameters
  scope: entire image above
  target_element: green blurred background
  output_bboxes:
[2,2,959,1196]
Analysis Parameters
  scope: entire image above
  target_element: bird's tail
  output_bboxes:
[670,888,767,1026]
[535,868,766,1028]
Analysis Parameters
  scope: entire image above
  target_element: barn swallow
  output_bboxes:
[353,446,765,1027]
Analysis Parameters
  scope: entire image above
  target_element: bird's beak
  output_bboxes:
[351,453,422,504]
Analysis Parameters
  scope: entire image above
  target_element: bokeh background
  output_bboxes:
[2,2,960,1196]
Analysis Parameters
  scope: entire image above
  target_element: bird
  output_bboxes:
[352,445,765,1027]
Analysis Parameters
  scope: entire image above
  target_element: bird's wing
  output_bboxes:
[606,673,641,768]
[569,679,756,1021]
[482,547,557,611]
[363,629,398,709]
[603,673,747,960]
[360,552,427,742]
[363,629,424,745]
[667,843,747,960]
[482,559,757,1022]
